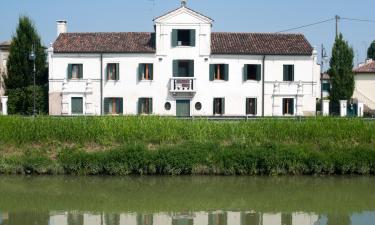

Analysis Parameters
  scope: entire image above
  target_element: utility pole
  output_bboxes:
[335,15,340,38]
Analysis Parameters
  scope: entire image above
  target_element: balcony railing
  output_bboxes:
[170,77,196,93]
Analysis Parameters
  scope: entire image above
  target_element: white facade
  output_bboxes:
[353,60,375,111]
[49,5,320,117]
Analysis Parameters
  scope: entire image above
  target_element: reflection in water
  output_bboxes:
[0,211,374,225]
[0,176,375,225]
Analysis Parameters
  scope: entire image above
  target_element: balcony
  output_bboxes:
[170,77,196,97]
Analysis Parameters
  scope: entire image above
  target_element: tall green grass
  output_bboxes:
[0,116,374,175]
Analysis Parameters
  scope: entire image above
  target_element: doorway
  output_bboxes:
[176,100,190,117]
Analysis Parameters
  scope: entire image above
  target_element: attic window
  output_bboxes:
[172,29,196,47]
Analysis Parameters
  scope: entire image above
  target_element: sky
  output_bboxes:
[1,0,375,69]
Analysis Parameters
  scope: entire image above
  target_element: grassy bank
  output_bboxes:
[0,116,374,175]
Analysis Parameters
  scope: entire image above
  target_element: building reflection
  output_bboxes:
[0,210,372,225]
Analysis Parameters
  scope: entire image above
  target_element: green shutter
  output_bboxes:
[254,98,257,115]
[173,60,178,77]
[116,63,119,80]
[68,64,72,79]
[246,98,249,114]
[149,98,153,114]
[243,65,248,81]
[209,64,214,81]
[138,98,142,115]
[118,98,123,114]
[256,64,261,81]
[172,29,178,47]
[222,98,225,114]
[149,64,154,80]
[189,60,194,77]
[213,99,216,114]
[224,64,229,81]
[104,98,110,114]
[290,99,295,115]
[190,29,196,47]
[78,64,83,78]
[138,64,144,81]
[283,65,287,81]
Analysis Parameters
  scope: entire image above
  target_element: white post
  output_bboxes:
[322,100,330,116]
[1,96,8,115]
[340,100,347,117]
[357,102,364,117]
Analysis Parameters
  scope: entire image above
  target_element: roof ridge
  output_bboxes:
[212,32,305,36]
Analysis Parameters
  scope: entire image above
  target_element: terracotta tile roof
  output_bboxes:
[53,32,156,53]
[321,73,330,80]
[211,32,313,55]
[53,32,313,56]
[353,60,375,73]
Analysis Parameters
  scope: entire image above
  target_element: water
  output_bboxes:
[0,176,374,225]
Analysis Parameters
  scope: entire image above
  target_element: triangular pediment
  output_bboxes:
[154,6,213,24]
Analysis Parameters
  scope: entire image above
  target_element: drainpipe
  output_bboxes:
[262,55,266,117]
[100,54,103,115]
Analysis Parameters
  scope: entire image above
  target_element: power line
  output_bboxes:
[276,18,335,33]
[341,17,375,23]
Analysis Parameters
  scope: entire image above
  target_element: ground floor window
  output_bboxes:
[246,98,257,115]
[71,97,83,114]
[283,98,295,115]
[104,98,123,115]
[213,98,225,115]
[138,98,153,115]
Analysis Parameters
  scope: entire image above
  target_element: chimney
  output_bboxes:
[56,20,67,37]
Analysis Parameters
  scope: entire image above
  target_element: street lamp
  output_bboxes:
[29,44,36,117]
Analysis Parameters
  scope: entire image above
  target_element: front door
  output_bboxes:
[176,100,190,117]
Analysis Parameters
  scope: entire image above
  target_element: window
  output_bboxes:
[104,98,123,115]
[68,64,83,79]
[283,98,295,115]
[213,98,225,115]
[138,98,153,115]
[172,29,196,47]
[173,60,194,77]
[246,98,257,115]
[107,63,119,80]
[283,65,294,81]
[164,102,171,110]
[195,102,202,111]
[244,64,261,81]
[210,64,229,81]
[138,63,153,81]
[322,83,330,92]
[71,97,83,114]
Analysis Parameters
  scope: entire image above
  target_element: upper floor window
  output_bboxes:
[210,64,229,81]
[138,63,154,81]
[107,63,119,81]
[283,65,294,81]
[322,83,331,92]
[104,98,123,115]
[244,64,261,81]
[173,60,194,77]
[172,29,196,47]
[68,64,83,79]
[138,98,153,115]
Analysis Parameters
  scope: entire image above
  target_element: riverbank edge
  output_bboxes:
[1,143,375,176]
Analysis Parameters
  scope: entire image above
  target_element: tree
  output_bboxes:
[367,40,375,60]
[5,16,48,114]
[328,34,355,103]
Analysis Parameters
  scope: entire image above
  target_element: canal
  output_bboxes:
[0,176,374,225]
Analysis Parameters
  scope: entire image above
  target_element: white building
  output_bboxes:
[353,59,375,112]
[48,3,320,117]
